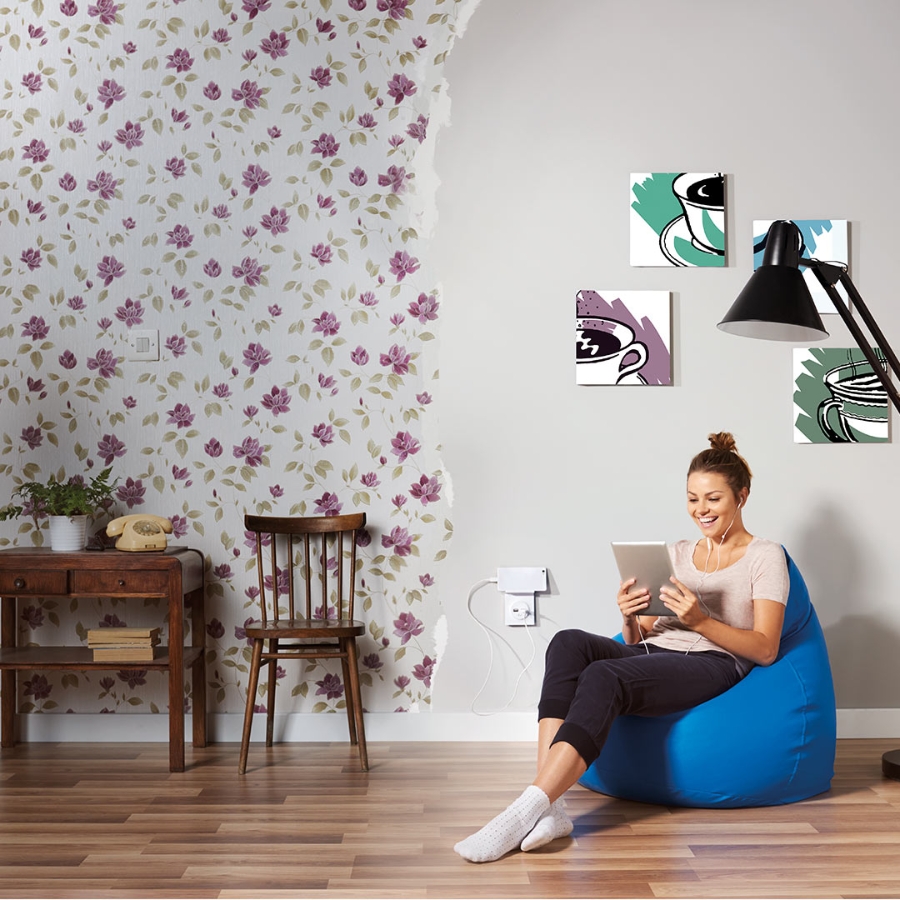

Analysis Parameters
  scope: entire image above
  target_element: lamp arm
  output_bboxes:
[836,271,900,383]
[804,262,900,415]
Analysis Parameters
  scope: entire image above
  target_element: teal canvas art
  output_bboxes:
[630,172,726,267]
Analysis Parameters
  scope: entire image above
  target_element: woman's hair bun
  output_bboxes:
[689,431,752,494]
[708,431,738,453]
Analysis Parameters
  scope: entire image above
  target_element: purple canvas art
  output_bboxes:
[576,290,671,386]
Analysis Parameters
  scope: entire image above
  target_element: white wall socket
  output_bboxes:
[505,594,536,626]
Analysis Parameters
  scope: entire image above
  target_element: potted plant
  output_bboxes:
[0,467,117,551]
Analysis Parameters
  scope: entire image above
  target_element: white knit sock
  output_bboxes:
[520,798,574,851]
[454,785,550,863]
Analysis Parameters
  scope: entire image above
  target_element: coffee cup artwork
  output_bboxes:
[630,172,727,267]
[574,290,672,387]
[793,347,890,444]
[576,317,649,385]
[817,361,889,443]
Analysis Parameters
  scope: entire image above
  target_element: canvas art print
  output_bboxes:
[576,290,671,386]
[630,172,726,267]
[793,347,890,444]
[754,219,849,314]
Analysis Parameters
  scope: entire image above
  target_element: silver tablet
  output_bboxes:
[611,541,678,616]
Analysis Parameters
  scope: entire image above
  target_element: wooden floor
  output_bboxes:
[0,739,898,899]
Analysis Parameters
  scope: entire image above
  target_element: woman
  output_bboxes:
[454,432,789,863]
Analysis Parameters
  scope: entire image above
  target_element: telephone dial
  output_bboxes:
[106,514,173,552]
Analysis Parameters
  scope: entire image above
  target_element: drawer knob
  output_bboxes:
[118,579,126,587]
[13,577,26,590]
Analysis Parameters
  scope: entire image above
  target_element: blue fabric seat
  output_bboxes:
[579,549,836,808]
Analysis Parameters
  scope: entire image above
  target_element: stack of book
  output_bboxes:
[87,627,161,662]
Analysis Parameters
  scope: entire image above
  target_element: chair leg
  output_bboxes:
[238,639,264,775]
[340,643,358,746]
[266,639,278,747]
[345,637,368,771]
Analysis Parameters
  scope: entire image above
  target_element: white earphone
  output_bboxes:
[689,493,744,654]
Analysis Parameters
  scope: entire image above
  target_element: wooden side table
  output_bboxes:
[0,546,206,772]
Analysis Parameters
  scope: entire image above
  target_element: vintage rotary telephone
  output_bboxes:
[106,514,173,551]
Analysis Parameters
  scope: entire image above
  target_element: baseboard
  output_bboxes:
[14,708,900,743]
[836,708,900,739]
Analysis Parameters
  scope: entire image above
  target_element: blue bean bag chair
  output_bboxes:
[579,549,836,807]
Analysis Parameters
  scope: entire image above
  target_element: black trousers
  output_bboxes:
[538,629,741,766]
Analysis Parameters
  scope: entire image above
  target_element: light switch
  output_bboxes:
[126,329,159,361]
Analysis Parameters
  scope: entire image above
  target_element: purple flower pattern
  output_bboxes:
[243,342,271,373]
[315,673,344,699]
[0,2,455,719]
[115,298,144,327]
[232,79,264,109]
[380,344,411,375]
[409,474,441,504]
[393,611,424,645]
[98,433,126,464]
[86,347,118,377]
[261,386,290,415]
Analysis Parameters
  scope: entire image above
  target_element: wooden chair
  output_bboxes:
[239,512,368,773]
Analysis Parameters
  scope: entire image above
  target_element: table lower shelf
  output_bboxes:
[0,646,203,670]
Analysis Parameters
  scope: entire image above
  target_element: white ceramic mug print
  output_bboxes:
[817,361,889,442]
[576,317,649,385]
[672,172,725,255]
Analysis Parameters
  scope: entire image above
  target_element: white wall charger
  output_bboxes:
[496,566,547,593]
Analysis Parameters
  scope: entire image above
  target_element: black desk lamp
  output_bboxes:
[718,219,900,780]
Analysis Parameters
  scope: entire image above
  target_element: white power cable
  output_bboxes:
[466,578,538,716]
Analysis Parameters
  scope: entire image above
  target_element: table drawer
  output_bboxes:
[71,569,168,595]
[0,570,69,596]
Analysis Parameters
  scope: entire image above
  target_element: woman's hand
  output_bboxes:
[659,576,708,628]
[617,577,651,620]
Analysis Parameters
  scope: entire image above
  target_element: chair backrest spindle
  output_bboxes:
[316,532,325,619]
[269,531,280,624]
[348,529,357,620]
[299,533,308,619]
[255,531,267,627]
[337,530,344,620]
[287,534,296,620]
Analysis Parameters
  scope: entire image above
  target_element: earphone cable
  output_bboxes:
[685,502,741,654]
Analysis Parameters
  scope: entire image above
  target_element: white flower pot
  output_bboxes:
[48,515,88,552]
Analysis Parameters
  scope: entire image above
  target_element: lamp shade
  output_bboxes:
[717,220,830,342]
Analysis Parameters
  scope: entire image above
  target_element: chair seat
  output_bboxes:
[245,618,366,639]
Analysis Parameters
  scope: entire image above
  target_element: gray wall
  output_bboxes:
[431,0,900,725]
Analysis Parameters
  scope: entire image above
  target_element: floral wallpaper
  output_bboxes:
[0,0,470,719]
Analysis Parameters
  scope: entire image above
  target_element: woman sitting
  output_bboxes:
[454,432,789,863]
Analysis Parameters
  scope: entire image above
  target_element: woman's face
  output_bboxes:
[686,471,747,542]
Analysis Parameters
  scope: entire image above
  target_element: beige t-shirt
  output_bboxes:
[643,536,789,677]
